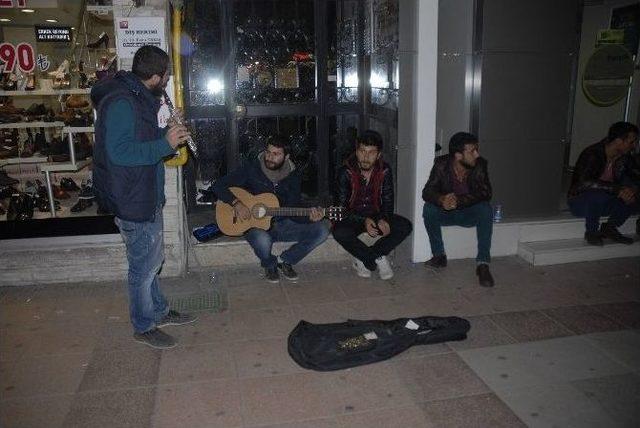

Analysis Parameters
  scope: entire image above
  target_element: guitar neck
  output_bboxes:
[265,207,323,217]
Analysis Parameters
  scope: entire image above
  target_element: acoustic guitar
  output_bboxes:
[215,187,344,236]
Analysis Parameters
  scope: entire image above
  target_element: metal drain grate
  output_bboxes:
[167,292,225,313]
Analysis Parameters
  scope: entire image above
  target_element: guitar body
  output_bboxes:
[215,187,280,236]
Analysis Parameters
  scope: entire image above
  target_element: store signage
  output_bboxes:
[583,44,634,107]
[0,0,28,8]
[0,42,35,73]
[35,26,72,42]
[116,17,166,59]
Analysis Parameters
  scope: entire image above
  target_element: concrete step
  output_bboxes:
[518,215,638,242]
[518,237,640,266]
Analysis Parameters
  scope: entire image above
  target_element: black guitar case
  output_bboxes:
[288,316,471,371]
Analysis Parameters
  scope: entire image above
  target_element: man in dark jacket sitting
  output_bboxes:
[213,135,330,283]
[333,130,413,280]
[422,132,495,287]
[568,121,638,246]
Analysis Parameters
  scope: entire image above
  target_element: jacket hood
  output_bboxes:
[90,71,158,108]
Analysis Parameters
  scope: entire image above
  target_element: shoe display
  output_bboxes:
[78,180,95,199]
[133,328,177,349]
[425,254,447,268]
[65,95,90,109]
[70,198,93,212]
[352,258,371,278]
[265,266,280,283]
[7,193,34,221]
[0,185,18,199]
[156,310,198,328]
[375,255,394,280]
[25,72,36,90]
[278,262,299,281]
[600,222,634,245]
[476,264,495,288]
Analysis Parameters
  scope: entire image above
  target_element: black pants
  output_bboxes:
[333,214,413,271]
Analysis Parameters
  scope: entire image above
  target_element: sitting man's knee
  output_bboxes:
[423,203,440,220]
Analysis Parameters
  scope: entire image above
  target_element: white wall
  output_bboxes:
[569,0,639,166]
[410,0,439,262]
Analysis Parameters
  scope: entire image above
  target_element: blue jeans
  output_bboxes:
[244,218,331,269]
[568,190,635,233]
[115,207,169,334]
[423,201,493,264]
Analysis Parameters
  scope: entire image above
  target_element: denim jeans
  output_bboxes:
[423,201,493,264]
[115,206,169,334]
[332,214,413,271]
[244,218,331,269]
[568,189,635,233]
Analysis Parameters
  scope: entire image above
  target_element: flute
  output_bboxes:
[162,90,198,158]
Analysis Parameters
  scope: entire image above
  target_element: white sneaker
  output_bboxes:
[375,256,394,280]
[352,258,371,278]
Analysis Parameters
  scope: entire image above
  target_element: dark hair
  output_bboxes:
[449,132,478,155]
[267,134,290,155]
[357,130,383,151]
[132,45,170,80]
[607,121,639,142]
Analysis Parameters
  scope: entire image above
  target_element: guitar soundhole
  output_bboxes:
[252,204,267,219]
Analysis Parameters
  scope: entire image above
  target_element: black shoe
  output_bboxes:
[60,177,80,191]
[584,231,604,246]
[600,223,634,245]
[0,170,19,186]
[133,328,176,349]
[476,264,495,288]
[71,198,93,212]
[265,266,279,283]
[425,254,447,268]
[156,310,198,328]
[278,262,299,281]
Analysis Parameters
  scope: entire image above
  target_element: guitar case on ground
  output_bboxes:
[288,316,471,371]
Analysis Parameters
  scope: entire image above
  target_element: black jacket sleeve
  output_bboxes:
[571,151,618,196]
[212,166,249,204]
[422,160,446,206]
[378,167,394,221]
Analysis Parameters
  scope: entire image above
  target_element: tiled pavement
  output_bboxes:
[1,256,639,427]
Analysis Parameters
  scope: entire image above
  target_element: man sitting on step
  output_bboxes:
[212,135,330,283]
[333,130,413,280]
[422,132,495,287]
[568,121,639,246]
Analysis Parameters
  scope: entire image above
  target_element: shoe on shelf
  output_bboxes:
[476,264,495,288]
[375,255,394,280]
[265,266,279,283]
[71,198,93,213]
[352,258,371,278]
[87,32,109,49]
[61,177,80,191]
[78,180,95,199]
[425,254,447,268]
[25,72,36,90]
[48,59,69,79]
[0,170,19,186]
[52,185,70,200]
[600,222,634,245]
[156,310,198,328]
[278,262,299,281]
[133,328,176,349]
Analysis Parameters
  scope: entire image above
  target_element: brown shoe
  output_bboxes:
[52,185,70,199]
[476,264,495,288]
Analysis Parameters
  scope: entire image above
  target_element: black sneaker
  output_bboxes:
[133,328,176,349]
[584,231,604,246]
[600,223,633,245]
[278,262,299,281]
[156,310,198,328]
[265,266,279,283]
[425,254,447,268]
[476,264,495,288]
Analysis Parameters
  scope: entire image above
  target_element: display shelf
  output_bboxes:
[0,121,65,129]
[40,159,91,173]
[0,155,49,167]
[0,89,91,97]
[62,126,95,133]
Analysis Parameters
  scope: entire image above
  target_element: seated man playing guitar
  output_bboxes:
[212,135,331,282]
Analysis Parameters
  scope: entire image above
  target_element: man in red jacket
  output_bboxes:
[333,130,412,280]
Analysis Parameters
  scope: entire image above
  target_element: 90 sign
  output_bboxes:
[0,43,36,73]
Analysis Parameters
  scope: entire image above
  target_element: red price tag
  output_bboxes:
[0,43,35,73]
[0,0,28,8]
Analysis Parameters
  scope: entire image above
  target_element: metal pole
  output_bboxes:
[44,171,56,217]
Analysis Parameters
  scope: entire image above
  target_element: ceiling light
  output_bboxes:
[206,78,224,94]
[0,18,10,22]
[20,8,35,13]
[46,19,58,23]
